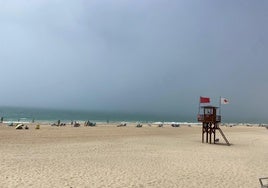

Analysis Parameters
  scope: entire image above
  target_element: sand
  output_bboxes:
[0,123,267,188]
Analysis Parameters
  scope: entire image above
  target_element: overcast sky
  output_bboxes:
[0,0,268,122]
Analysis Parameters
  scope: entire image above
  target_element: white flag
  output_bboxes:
[221,97,229,104]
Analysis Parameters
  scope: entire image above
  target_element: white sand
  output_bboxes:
[0,124,267,188]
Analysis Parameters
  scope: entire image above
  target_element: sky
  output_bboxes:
[0,0,268,122]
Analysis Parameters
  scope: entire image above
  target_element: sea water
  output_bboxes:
[0,106,195,124]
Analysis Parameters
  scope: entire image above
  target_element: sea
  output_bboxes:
[0,106,265,125]
[0,106,197,125]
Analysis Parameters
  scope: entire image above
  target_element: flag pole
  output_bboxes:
[219,96,221,115]
[198,96,201,115]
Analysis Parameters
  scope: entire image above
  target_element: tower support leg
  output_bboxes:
[202,126,204,143]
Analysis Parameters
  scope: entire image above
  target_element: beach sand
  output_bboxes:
[0,123,267,188]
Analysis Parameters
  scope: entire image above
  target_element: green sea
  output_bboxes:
[0,106,195,124]
[0,106,265,125]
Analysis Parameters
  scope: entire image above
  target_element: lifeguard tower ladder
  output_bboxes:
[197,106,230,146]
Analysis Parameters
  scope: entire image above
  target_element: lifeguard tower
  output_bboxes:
[197,106,230,146]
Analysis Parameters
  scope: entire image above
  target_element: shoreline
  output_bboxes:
[1,121,268,128]
[1,106,268,125]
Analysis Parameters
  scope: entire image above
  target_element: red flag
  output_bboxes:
[221,97,229,104]
[200,96,210,103]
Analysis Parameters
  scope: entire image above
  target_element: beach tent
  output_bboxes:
[15,124,24,129]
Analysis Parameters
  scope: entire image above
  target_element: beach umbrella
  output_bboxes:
[15,124,24,129]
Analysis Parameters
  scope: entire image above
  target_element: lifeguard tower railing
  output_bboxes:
[197,115,221,123]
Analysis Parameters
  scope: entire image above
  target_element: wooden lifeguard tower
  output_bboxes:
[197,106,230,146]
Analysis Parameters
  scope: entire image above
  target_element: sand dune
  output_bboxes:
[0,124,267,187]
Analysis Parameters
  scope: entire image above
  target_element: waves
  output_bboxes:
[0,106,196,124]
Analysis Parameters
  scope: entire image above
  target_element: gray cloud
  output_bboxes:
[0,0,268,122]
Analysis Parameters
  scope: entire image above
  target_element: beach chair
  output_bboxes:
[259,177,268,188]
[15,124,24,130]
[136,124,142,128]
